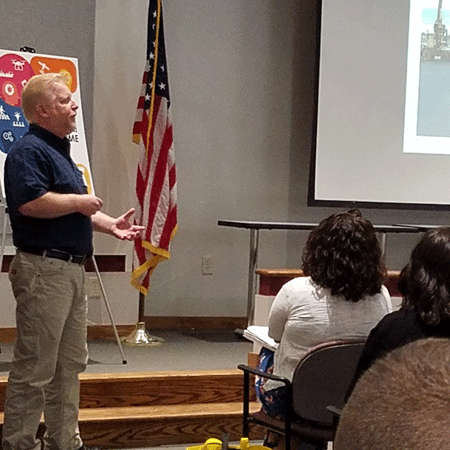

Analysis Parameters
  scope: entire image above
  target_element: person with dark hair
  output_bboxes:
[256,209,392,448]
[334,338,450,450]
[347,227,450,395]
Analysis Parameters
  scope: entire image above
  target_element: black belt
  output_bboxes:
[20,248,91,265]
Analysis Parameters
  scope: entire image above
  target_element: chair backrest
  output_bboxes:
[291,339,366,426]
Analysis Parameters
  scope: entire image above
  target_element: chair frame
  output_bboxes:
[238,339,366,450]
[238,364,294,448]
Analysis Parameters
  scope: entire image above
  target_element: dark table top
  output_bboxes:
[218,220,432,233]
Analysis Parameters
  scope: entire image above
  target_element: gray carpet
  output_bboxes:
[0,330,253,375]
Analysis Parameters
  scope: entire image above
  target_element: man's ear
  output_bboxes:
[36,103,49,118]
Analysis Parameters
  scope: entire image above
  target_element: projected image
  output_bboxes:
[420,1,450,62]
[404,0,450,153]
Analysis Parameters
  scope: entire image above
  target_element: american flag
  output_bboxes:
[131,0,177,295]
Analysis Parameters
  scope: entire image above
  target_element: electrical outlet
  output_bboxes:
[201,255,213,275]
[88,277,102,297]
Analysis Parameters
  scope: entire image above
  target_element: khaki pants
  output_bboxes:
[2,251,88,450]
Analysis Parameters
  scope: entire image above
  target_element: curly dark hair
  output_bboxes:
[301,209,385,302]
[398,227,450,326]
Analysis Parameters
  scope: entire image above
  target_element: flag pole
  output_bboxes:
[129,0,177,336]
[138,291,145,322]
[121,292,164,346]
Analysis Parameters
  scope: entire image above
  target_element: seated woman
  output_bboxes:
[348,227,450,395]
[256,209,392,447]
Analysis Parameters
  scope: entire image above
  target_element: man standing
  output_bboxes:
[2,73,144,450]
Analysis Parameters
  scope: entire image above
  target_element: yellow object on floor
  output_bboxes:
[187,437,271,450]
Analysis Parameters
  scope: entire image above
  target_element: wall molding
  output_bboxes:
[0,317,248,343]
[256,269,402,297]
[1,255,126,273]
[143,316,247,330]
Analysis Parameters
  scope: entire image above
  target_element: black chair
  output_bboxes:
[238,339,366,450]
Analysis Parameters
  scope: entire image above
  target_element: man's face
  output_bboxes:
[41,81,78,138]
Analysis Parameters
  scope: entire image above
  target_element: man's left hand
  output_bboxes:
[111,208,145,241]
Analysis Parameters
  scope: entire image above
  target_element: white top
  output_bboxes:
[265,276,393,391]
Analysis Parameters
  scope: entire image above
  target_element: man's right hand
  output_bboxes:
[19,192,104,219]
[75,194,103,216]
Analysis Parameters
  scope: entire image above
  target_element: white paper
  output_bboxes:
[243,325,278,352]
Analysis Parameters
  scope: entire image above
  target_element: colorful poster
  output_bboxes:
[0,49,93,196]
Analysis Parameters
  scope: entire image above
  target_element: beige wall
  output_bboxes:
[1,0,450,328]
[92,0,296,319]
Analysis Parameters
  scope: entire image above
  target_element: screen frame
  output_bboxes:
[307,0,450,212]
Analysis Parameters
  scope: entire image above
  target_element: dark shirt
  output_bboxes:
[346,308,450,399]
[4,124,93,255]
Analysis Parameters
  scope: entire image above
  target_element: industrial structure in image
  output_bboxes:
[421,0,450,60]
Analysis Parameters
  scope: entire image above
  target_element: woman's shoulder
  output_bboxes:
[275,276,319,304]
[281,276,314,291]
[380,284,390,298]
[366,284,393,310]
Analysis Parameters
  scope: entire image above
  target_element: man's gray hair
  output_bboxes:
[334,338,450,450]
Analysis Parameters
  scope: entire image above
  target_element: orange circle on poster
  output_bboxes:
[30,57,77,93]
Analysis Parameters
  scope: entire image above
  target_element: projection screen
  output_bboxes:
[309,0,450,210]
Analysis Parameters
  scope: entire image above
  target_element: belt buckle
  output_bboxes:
[47,249,73,263]
[72,254,88,265]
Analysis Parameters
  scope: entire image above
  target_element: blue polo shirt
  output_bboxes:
[4,124,93,256]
